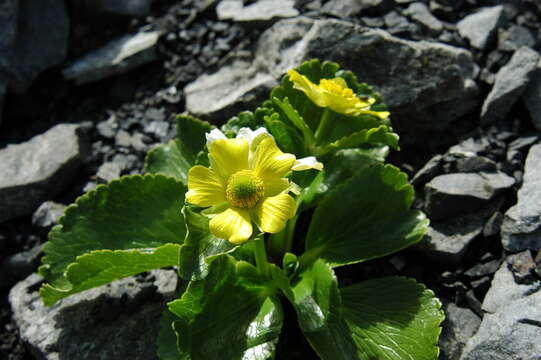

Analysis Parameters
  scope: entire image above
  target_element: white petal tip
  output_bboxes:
[292,156,324,171]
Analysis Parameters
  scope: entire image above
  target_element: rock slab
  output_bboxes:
[502,143,541,251]
[457,6,505,50]
[481,47,539,124]
[439,302,481,360]
[216,0,299,23]
[9,270,177,360]
[0,124,86,223]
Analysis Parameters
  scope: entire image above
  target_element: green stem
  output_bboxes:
[253,237,269,277]
[314,108,333,144]
[283,214,299,255]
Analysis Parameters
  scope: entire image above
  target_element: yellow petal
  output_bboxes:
[292,156,324,171]
[209,208,253,244]
[253,194,296,234]
[264,177,290,197]
[288,70,328,108]
[253,137,296,182]
[186,166,226,207]
[208,138,249,181]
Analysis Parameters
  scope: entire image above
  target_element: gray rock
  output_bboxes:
[483,211,503,237]
[508,135,538,152]
[186,17,479,145]
[439,302,481,360]
[455,156,497,173]
[464,258,502,279]
[425,172,514,220]
[522,60,541,131]
[85,0,154,17]
[462,290,541,360]
[0,245,42,287]
[9,270,177,360]
[323,0,393,18]
[0,0,19,126]
[482,260,540,314]
[448,137,490,157]
[507,250,536,284]
[457,6,506,50]
[498,25,536,52]
[32,201,66,228]
[404,2,443,35]
[115,129,132,148]
[10,0,69,92]
[419,212,485,266]
[481,47,539,125]
[144,121,170,140]
[411,154,442,186]
[502,143,541,251]
[96,162,122,183]
[0,124,87,223]
[63,30,161,85]
[216,0,299,23]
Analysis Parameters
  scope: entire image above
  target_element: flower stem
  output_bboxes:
[253,237,269,277]
[314,108,333,144]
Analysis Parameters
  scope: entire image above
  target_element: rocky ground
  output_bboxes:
[1,0,541,359]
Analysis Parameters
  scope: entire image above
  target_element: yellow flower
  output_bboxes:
[186,128,323,244]
[287,69,390,119]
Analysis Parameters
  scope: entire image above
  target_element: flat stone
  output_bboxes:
[522,60,541,131]
[482,260,540,314]
[455,156,497,173]
[481,47,539,125]
[439,302,481,360]
[96,162,122,183]
[10,0,69,92]
[0,124,87,223]
[461,290,541,360]
[0,0,18,126]
[0,245,42,287]
[323,0,393,18]
[411,154,442,186]
[457,6,506,50]
[216,0,299,23]
[502,143,541,251]
[32,201,66,228]
[186,17,478,145]
[9,270,177,360]
[425,172,514,220]
[418,212,485,266]
[63,31,161,85]
[498,25,536,52]
[404,2,443,36]
[464,258,502,279]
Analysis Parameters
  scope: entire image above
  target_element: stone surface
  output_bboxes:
[32,201,66,228]
[502,143,541,251]
[323,0,393,18]
[455,156,497,173]
[457,6,506,50]
[424,172,514,220]
[216,0,299,23]
[411,154,442,186]
[186,17,478,144]
[461,290,541,360]
[85,0,154,17]
[419,213,485,266]
[439,302,481,360]
[10,0,69,92]
[483,211,503,237]
[507,250,536,284]
[9,270,177,360]
[0,124,87,223]
[482,260,540,314]
[522,60,541,131]
[0,245,41,288]
[96,162,122,183]
[63,31,161,85]
[404,2,443,35]
[481,47,539,124]
[0,0,19,126]
[498,25,536,52]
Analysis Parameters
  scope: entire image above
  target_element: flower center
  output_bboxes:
[319,79,354,98]
[226,170,264,208]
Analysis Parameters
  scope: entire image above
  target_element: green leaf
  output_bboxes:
[168,255,284,360]
[145,115,212,183]
[321,125,399,153]
[291,270,444,360]
[39,174,187,292]
[178,206,236,281]
[302,164,429,267]
[221,109,270,138]
[40,244,180,306]
[157,309,185,360]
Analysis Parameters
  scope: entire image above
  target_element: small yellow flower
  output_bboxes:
[287,69,390,119]
[186,128,322,244]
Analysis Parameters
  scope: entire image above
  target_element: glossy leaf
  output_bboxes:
[178,206,236,281]
[168,255,283,360]
[41,244,180,306]
[39,175,186,292]
[157,309,185,360]
[145,115,212,183]
[302,164,428,267]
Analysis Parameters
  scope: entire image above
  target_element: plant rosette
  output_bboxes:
[38,60,444,360]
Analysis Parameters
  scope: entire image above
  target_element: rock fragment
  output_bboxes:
[439,302,481,360]
[0,124,87,223]
[501,143,541,251]
[457,6,506,50]
[481,47,539,124]
[32,201,66,228]
[216,0,299,23]
[404,2,443,35]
